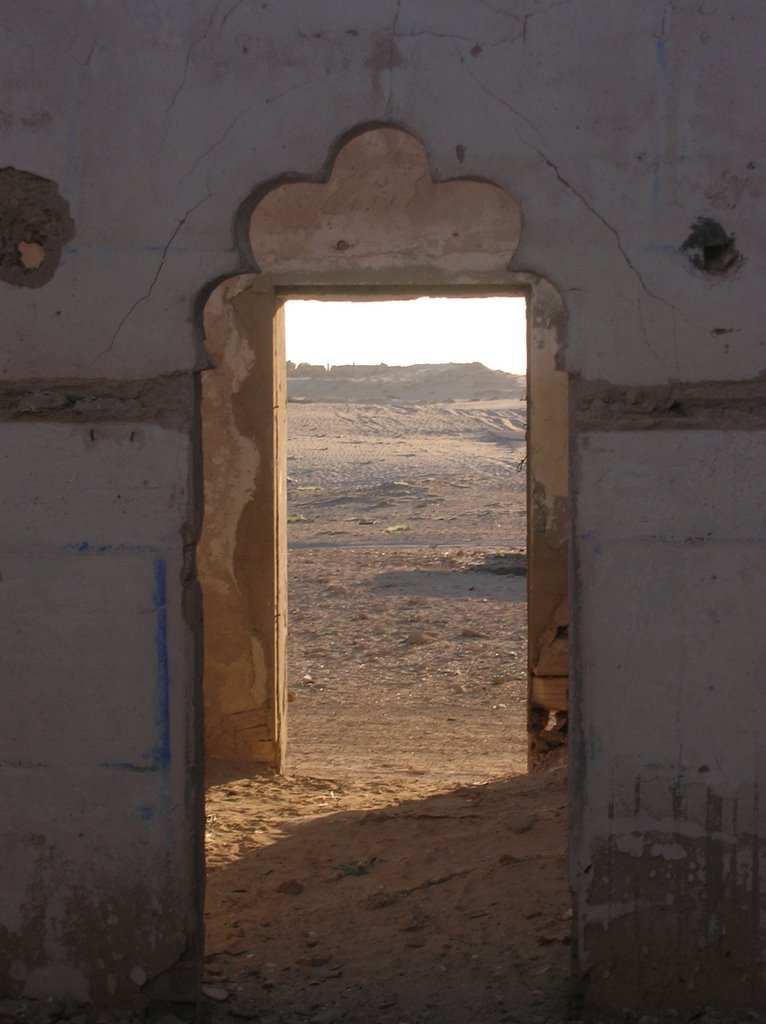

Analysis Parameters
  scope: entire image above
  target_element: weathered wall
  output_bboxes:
[199,276,287,767]
[0,378,202,1005]
[1,0,765,1013]
[526,279,569,763]
[571,395,766,1010]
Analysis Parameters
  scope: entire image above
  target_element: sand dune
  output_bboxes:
[288,360,526,404]
[287,363,527,543]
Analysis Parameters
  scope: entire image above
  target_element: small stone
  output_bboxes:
[365,890,396,909]
[129,966,147,986]
[288,689,298,702]
[276,878,304,894]
[404,631,428,646]
[202,984,230,1001]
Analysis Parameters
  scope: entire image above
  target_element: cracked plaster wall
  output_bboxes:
[1,0,766,1013]
[2,2,763,384]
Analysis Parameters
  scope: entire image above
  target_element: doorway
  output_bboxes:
[283,293,530,786]
[196,125,571,1020]
[197,272,569,775]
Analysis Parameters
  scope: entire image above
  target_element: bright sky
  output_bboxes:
[284,297,527,374]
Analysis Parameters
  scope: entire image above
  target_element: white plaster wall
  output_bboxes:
[1,2,764,383]
[573,429,766,1004]
[575,428,766,804]
[0,423,199,1002]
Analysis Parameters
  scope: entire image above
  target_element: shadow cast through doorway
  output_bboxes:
[204,766,570,1023]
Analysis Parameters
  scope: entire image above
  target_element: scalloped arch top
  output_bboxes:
[249,127,521,275]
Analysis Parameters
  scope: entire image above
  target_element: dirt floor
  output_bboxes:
[203,365,572,1024]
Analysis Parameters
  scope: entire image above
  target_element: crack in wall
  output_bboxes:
[182,100,260,181]
[161,0,227,146]
[402,28,521,52]
[472,0,572,41]
[219,0,248,36]
[473,0,521,20]
[386,0,403,118]
[659,0,673,39]
[460,55,541,136]
[84,187,212,372]
[521,0,573,41]
[461,57,710,357]
[264,73,331,106]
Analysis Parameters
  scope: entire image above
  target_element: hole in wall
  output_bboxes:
[681,217,741,275]
[0,167,75,287]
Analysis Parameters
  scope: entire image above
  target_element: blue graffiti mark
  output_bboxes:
[137,804,154,820]
[96,558,172,775]
[99,558,172,775]
[656,37,666,73]
[652,31,668,205]
[152,557,172,772]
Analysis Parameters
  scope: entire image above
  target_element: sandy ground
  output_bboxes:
[204,365,572,1024]
[284,364,529,789]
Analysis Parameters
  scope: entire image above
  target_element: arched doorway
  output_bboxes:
[197,125,569,772]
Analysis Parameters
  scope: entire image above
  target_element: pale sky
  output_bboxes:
[284,297,527,374]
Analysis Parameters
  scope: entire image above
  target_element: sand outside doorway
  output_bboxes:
[197,127,571,1022]
[282,315,531,787]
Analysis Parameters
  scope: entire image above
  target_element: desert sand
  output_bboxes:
[204,364,571,1024]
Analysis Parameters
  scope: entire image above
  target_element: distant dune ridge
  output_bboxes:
[287,361,526,404]
[286,360,527,527]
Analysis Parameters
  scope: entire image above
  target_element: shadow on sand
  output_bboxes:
[203,765,571,1024]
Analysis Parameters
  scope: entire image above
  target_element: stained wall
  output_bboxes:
[1,1,764,1012]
